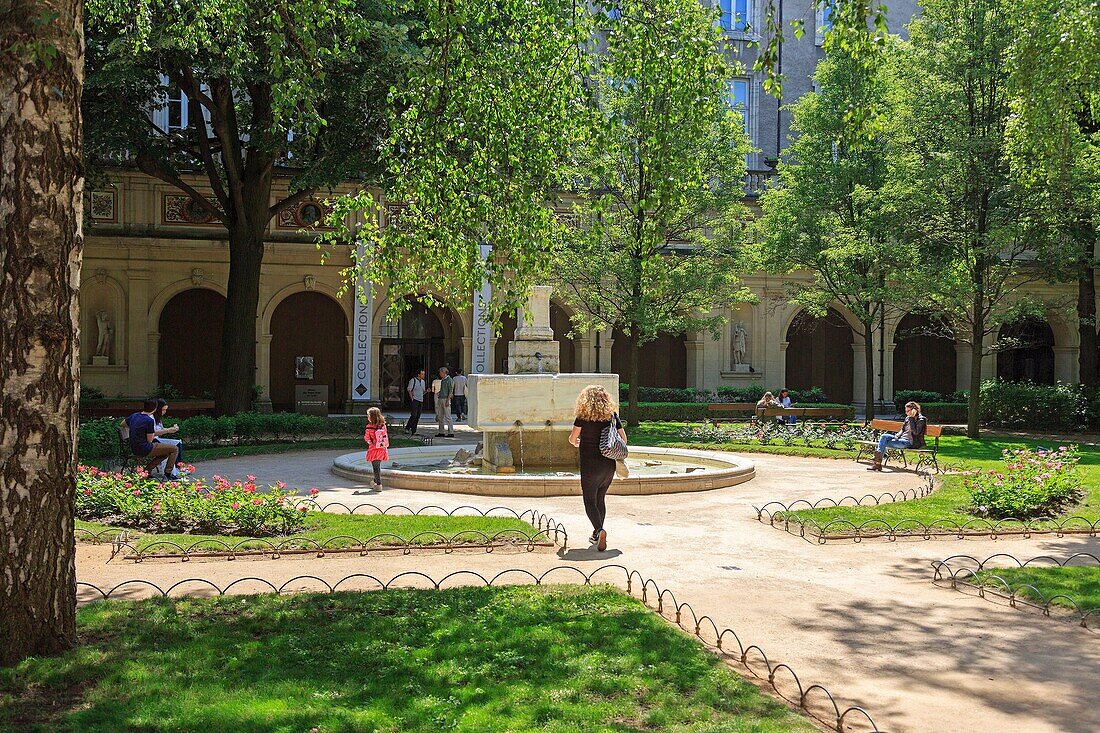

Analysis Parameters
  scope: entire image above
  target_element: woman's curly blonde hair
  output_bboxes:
[575,384,616,421]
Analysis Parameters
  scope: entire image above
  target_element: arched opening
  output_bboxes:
[493,301,578,373]
[785,308,854,403]
[270,292,348,412]
[611,330,688,388]
[997,318,1055,384]
[378,300,463,409]
[158,288,225,398]
[893,313,957,396]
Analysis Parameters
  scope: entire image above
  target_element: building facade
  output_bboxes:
[80,0,1087,411]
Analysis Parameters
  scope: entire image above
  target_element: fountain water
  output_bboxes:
[332,285,755,496]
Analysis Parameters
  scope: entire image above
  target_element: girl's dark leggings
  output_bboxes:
[372,460,381,484]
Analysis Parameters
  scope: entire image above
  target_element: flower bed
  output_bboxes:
[76,465,312,536]
[965,446,1081,519]
[679,420,875,450]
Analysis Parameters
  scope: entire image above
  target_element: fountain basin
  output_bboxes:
[332,446,755,497]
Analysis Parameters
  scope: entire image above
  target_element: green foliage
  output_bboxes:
[965,446,1081,519]
[151,383,182,400]
[76,465,307,536]
[979,381,1089,430]
[551,0,754,418]
[887,0,1075,435]
[754,47,906,414]
[973,566,1100,612]
[80,384,106,403]
[918,403,969,424]
[0,587,815,732]
[324,0,593,323]
[617,385,709,403]
[893,390,945,410]
[77,418,120,461]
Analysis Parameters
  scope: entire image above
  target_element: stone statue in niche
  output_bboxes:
[95,310,113,359]
[732,321,748,365]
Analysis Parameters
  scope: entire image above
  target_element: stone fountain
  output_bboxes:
[332,285,755,496]
[471,285,617,473]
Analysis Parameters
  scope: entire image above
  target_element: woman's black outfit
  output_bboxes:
[573,414,622,534]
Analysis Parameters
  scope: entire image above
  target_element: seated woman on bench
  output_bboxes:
[869,401,926,471]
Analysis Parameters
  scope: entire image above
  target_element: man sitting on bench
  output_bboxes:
[868,401,926,471]
[125,398,180,480]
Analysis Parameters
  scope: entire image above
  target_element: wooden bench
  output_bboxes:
[111,422,145,472]
[855,418,942,472]
[706,403,759,424]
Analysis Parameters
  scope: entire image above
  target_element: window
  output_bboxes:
[727,79,750,133]
[817,1,835,45]
[165,82,188,132]
[719,0,749,31]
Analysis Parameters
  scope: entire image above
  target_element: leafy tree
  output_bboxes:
[756,48,903,419]
[889,0,1069,437]
[83,0,413,414]
[550,0,753,423]
[323,0,593,323]
[1,0,82,664]
[1004,0,1100,387]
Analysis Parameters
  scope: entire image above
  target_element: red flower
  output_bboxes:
[231,502,240,510]
[309,488,319,496]
[298,506,308,513]
[83,488,92,496]
[252,498,264,506]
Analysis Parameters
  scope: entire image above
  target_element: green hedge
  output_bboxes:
[979,380,1089,431]
[621,402,854,422]
[78,412,368,462]
[919,402,968,424]
[617,384,835,405]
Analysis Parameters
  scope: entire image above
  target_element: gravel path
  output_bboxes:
[77,449,1100,733]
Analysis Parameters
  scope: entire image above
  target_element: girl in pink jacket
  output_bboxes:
[364,407,389,492]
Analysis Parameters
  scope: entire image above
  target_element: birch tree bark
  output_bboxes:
[0,0,84,666]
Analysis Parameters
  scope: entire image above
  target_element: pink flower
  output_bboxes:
[298,506,308,513]
[309,488,319,496]
[252,498,264,506]
[276,481,286,489]
[151,503,161,512]
[247,475,256,482]
[131,489,141,496]
[242,485,256,494]
[231,502,240,510]
[124,482,133,489]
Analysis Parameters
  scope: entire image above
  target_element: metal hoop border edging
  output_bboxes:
[930,553,1100,628]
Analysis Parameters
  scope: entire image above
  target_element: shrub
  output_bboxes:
[946,389,970,403]
[787,387,828,404]
[979,380,1088,431]
[152,383,183,400]
[622,403,712,422]
[180,415,216,443]
[78,418,120,461]
[919,402,968,424]
[618,385,711,403]
[80,385,106,403]
[76,464,310,536]
[965,446,1081,519]
[893,390,943,411]
[714,385,765,403]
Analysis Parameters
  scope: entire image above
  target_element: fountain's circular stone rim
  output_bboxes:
[332,446,755,497]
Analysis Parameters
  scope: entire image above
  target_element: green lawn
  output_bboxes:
[629,422,1100,531]
[972,566,1100,611]
[0,586,815,733]
[76,512,544,555]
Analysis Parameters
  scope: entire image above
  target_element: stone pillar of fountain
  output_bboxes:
[471,285,618,474]
[507,285,560,374]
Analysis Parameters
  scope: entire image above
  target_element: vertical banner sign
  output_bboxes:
[351,242,373,400]
[471,244,493,374]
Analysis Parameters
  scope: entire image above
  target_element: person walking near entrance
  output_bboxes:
[568,384,627,552]
[363,407,390,492]
[432,367,455,437]
[405,369,426,434]
[452,367,469,421]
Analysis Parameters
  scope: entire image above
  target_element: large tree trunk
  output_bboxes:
[627,336,640,427]
[863,323,876,422]
[1076,228,1098,389]
[967,308,985,439]
[214,228,265,415]
[0,0,83,666]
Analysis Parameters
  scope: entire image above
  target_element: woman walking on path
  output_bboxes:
[568,385,627,551]
[364,407,390,492]
[869,401,926,471]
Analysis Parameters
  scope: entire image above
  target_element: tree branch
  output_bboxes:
[135,154,226,224]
